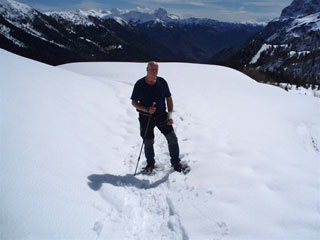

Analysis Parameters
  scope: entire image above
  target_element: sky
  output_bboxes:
[19,0,293,23]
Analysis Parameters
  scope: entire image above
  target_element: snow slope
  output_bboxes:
[1,49,320,239]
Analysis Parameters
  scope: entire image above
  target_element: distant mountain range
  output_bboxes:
[0,0,262,65]
[1,0,319,85]
[222,0,320,85]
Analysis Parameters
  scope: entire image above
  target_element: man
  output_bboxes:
[131,61,185,174]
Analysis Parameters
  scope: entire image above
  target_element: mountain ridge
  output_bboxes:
[0,0,263,65]
[45,6,264,26]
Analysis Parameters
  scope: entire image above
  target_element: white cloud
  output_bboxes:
[28,0,111,11]
[74,0,110,10]
[243,1,290,7]
[188,1,206,7]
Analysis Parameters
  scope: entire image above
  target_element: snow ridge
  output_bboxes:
[0,0,36,19]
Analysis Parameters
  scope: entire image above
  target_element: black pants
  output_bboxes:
[139,112,180,165]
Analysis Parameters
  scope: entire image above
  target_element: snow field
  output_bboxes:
[1,49,320,239]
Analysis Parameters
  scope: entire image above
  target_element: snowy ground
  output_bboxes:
[1,49,320,239]
[278,83,320,98]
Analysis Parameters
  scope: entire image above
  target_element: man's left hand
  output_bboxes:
[166,118,173,126]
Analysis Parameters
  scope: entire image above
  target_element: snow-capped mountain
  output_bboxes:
[46,7,183,26]
[224,0,320,85]
[46,10,99,26]
[0,0,38,20]
[47,6,261,29]
[0,0,177,65]
[47,6,263,63]
[105,7,183,25]
[1,0,263,65]
[261,0,320,44]
[0,0,55,47]
[45,6,263,62]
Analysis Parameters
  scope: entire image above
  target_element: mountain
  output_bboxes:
[223,0,320,85]
[280,0,320,18]
[46,7,263,63]
[0,0,178,65]
[2,48,320,239]
[135,19,262,63]
[102,7,183,25]
[92,7,264,62]
[0,0,262,65]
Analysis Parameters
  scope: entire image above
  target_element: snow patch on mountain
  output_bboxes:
[291,12,320,31]
[113,16,128,26]
[250,44,272,64]
[46,11,95,26]
[77,9,109,18]
[250,43,292,64]
[0,25,25,47]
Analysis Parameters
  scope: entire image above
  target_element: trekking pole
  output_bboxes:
[134,102,156,176]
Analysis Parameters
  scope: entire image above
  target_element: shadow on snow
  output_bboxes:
[87,171,173,191]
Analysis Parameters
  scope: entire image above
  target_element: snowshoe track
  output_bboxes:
[120,133,189,239]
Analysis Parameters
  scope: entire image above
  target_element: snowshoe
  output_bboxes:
[172,162,191,175]
[141,163,155,175]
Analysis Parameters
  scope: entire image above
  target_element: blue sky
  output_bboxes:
[20,0,293,23]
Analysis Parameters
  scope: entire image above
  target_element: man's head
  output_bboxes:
[147,61,159,78]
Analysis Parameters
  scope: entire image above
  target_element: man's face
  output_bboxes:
[147,63,158,77]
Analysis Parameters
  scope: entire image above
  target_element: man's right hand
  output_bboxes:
[147,102,156,114]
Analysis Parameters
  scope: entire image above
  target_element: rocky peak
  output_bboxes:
[154,8,168,18]
[281,0,320,18]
